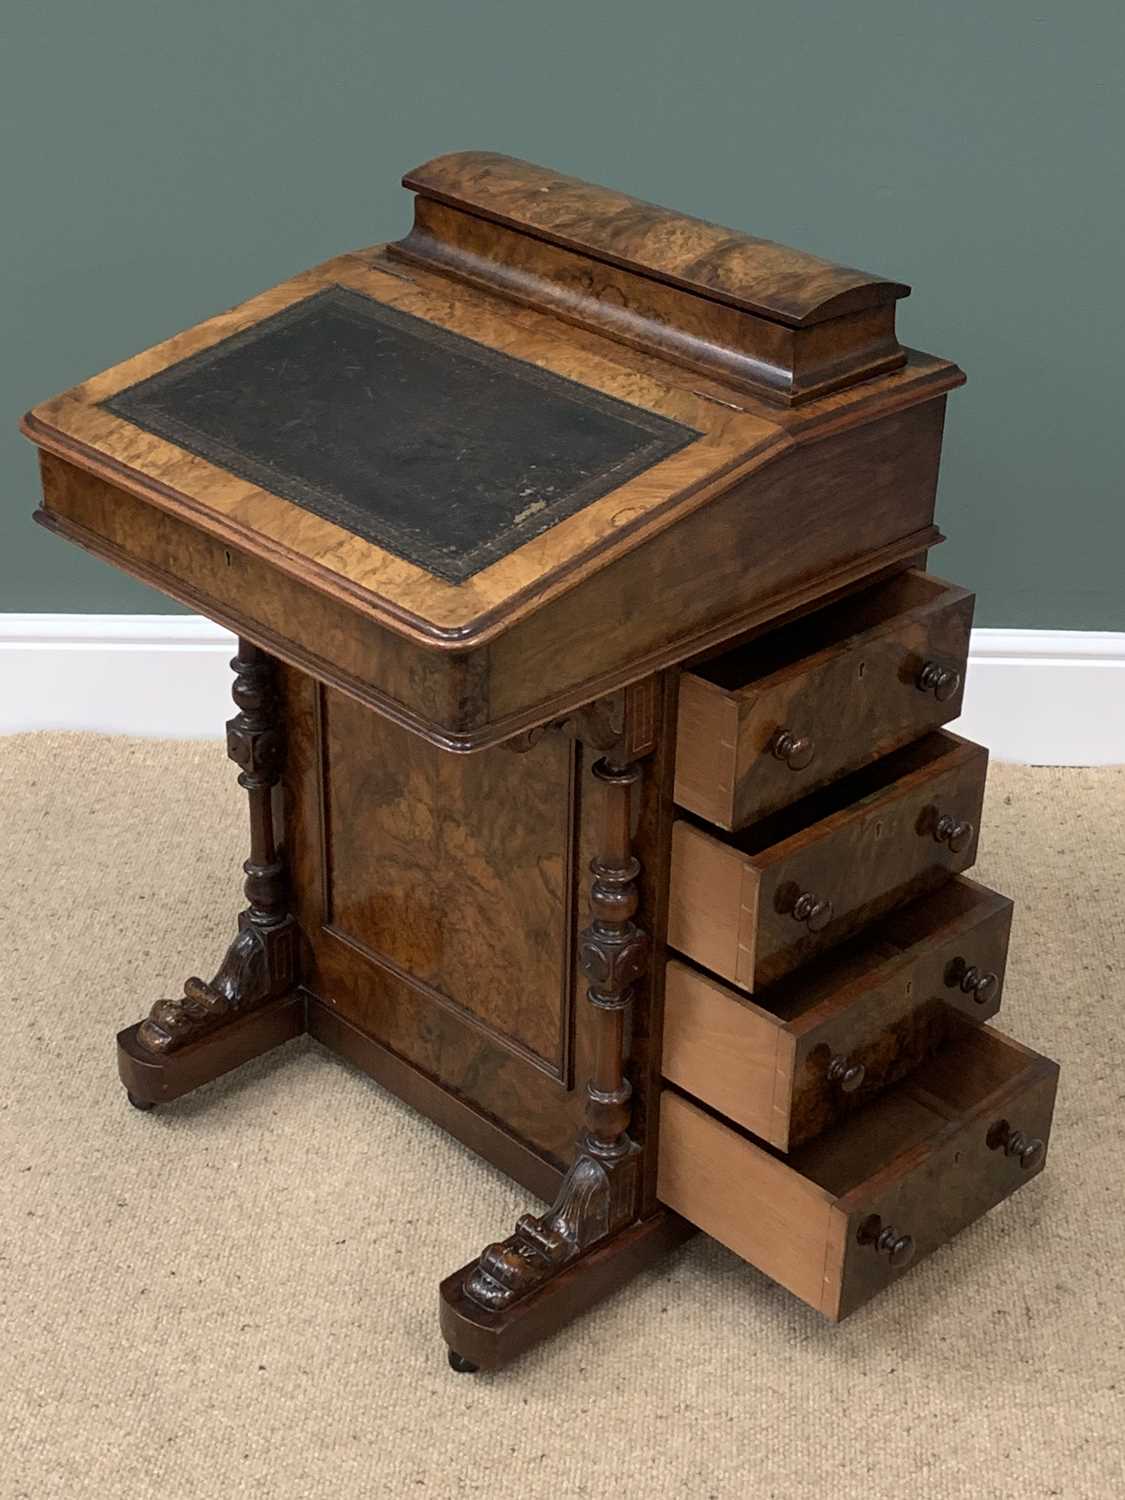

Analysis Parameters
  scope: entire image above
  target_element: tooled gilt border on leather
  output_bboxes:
[101,285,701,584]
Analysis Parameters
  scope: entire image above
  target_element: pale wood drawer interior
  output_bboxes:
[657,1023,1059,1320]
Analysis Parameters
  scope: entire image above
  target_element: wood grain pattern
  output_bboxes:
[320,686,576,1075]
[661,876,1013,1151]
[674,569,975,829]
[657,1089,837,1310]
[33,396,950,748]
[668,731,989,992]
[22,150,964,755]
[278,661,679,1178]
[22,247,780,643]
[812,1028,1059,1319]
[23,273,960,655]
[454,745,650,1321]
[393,197,906,404]
[19,149,1058,1370]
[658,1023,1059,1319]
[34,454,487,734]
[281,668,585,1167]
[662,960,794,1144]
[484,400,951,726]
[401,152,909,324]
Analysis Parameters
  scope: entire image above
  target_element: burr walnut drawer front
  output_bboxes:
[667,730,988,993]
[658,1023,1058,1321]
[662,877,1013,1152]
[675,569,974,831]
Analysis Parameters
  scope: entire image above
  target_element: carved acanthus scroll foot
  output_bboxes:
[463,1146,641,1311]
[137,911,298,1053]
[136,640,299,1056]
[462,752,647,1314]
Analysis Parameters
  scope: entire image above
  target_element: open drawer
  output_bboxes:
[663,876,1013,1151]
[658,1023,1059,1320]
[675,569,974,830]
[668,729,988,992]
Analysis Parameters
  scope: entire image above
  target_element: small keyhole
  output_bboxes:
[223,549,232,567]
[858,661,867,678]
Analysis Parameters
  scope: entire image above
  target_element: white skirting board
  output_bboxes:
[0,615,237,741]
[1,613,1123,765]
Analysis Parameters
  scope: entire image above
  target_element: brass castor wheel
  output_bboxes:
[447,1349,479,1374]
[127,1091,156,1112]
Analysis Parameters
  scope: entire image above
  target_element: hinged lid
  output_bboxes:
[394,152,911,403]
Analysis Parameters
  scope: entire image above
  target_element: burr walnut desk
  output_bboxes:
[22,152,1059,1372]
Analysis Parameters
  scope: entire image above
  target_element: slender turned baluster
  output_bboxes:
[136,640,297,1054]
[462,752,646,1313]
[580,757,646,1166]
[230,643,286,935]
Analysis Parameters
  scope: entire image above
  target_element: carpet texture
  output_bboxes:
[1,733,1122,1500]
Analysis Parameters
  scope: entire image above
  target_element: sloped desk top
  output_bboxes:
[22,152,964,749]
[100,286,702,586]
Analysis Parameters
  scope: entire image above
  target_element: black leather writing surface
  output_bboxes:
[104,286,700,583]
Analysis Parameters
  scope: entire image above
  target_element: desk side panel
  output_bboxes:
[280,665,676,1188]
[281,668,592,1170]
[489,397,948,721]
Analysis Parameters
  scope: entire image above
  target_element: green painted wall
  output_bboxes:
[4,1,1122,626]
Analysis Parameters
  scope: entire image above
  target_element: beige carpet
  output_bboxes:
[1,733,1122,1500]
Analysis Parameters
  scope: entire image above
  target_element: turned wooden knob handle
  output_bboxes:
[988,1120,1045,1171]
[858,1215,915,1268]
[792,891,834,933]
[771,729,815,771]
[917,661,962,701]
[946,957,1000,1005]
[933,812,974,853]
[875,1226,915,1267]
[828,1054,866,1092]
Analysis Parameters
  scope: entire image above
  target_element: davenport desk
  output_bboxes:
[22,152,1059,1372]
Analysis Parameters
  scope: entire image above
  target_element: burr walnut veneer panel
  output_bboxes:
[675,569,974,830]
[319,689,576,1075]
[279,667,597,1171]
[396,152,911,403]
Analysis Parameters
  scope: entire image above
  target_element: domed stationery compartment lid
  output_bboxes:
[395,151,911,402]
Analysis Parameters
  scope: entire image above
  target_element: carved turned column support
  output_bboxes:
[461,741,648,1314]
[580,758,646,1162]
[136,640,299,1054]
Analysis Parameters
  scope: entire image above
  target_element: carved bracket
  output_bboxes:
[504,678,658,762]
[137,911,299,1054]
[464,1144,639,1311]
[136,641,301,1055]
